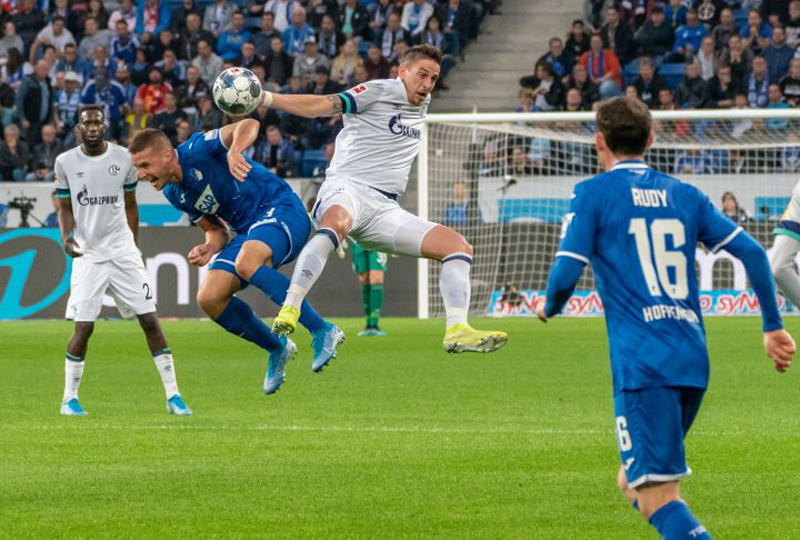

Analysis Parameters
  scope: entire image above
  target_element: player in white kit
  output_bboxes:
[264,44,507,353]
[770,181,800,308]
[55,105,192,416]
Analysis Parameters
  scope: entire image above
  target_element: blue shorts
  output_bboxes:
[210,197,311,280]
[613,386,705,489]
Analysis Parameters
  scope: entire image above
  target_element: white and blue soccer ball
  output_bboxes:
[212,67,262,116]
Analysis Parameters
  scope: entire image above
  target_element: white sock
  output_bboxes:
[153,350,180,398]
[285,229,338,308]
[440,253,472,328]
[63,355,85,402]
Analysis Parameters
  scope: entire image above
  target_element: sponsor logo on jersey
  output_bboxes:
[194,184,220,215]
[108,164,121,176]
[352,84,368,95]
[388,114,421,140]
[76,184,119,207]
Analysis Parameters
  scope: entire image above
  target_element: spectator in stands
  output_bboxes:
[115,64,137,105]
[719,34,754,86]
[581,33,622,99]
[108,0,137,33]
[519,61,565,111]
[331,38,363,86]
[626,84,640,100]
[193,92,223,130]
[370,0,396,43]
[402,0,434,38]
[564,87,586,111]
[437,0,470,57]
[780,57,800,105]
[54,43,85,77]
[171,0,202,35]
[747,55,770,107]
[17,60,54,145]
[192,38,224,86]
[149,90,188,145]
[44,191,59,226]
[26,123,62,182]
[82,69,128,140]
[583,0,607,31]
[239,41,262,70]
[124,98,149,143]
[442,179,469,226]
[135,66,171,115]
[30,15,75,63]
[3,48,32,90]
[0,71,16,112]
[766,83,790,130]
[634,6,674,63]
[282,74,304,94]
[156,49,187,89]
[254,124,295,176]
[0,125,30,181]
[55,71,82,139]
[254,12,281,58]
[148,28,179,64]
[674,148,715,173]
[264,0,298,34]
[130,48,150,86]
[600,6,633,64]
[135,0,172,46]
[110,18,139,67]
[567,63,600,109]
[364,43,390,80]
[176,118,192,144]
[538,37,575,82]
[721,191,748,222]
[217,12,251,62]
[672,8,708,61]
[317,14,343,59]
[566,19,590,58]
[786,0,800,48]
[695,0,720,28]
[78,17,112,60]
[14,0,46,53]
[763,25,793,83]
[203,0,234,38]
[0,22,25,62]
[305,0,338,30]
[264,35,293,86]
[179,13,214,62]
[693,36,717,81]
[704,63,737,107]
[380,12,411,60]
[176,65,209,114]
[761,0,787,27]
[307,65,339,94]
[740,9,772,55]
[515,88,534,112]
[339,0,370,41]
[633,56,668,108]
[711,8,736,52]
[418,17,456,85]
[293,36,330,86]
[664,0,687,28]
[84,44,116,82]
[283,7,314,56]
[676,60,708,108]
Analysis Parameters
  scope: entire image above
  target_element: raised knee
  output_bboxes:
[451,235,473,257]
[197,288,225,317]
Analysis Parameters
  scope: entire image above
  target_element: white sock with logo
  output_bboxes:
[440,253,473,328]
[63,354,85,402]
[153,349,179,398]
[284,229,339,309]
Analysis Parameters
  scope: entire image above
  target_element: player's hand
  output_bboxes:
[535,298,548,323]
[63,237,83,258]
[227,148,251,181]
[763,329,795,373]
[188,243,214,267]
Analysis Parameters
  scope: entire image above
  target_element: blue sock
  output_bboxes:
[648,500,712,540]
[249,266,326,334]
[215,296,283,353]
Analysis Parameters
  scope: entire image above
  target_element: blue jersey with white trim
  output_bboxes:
[162,129,295,233]
[558,160,742,393]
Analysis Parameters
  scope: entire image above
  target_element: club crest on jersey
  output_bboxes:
[194,184,219,215]
[108,164,121,176]
[388,114,421,140]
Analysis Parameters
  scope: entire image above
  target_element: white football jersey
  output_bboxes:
[54,143,140,262]
[778,180,800,226]
[328,77,431,195]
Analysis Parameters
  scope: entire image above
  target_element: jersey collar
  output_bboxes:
[611,159,649,171]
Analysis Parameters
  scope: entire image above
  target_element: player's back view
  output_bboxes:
[538,97,794,539]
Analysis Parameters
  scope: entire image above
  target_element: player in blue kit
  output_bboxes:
[536,98,795,539]
[128,122,344,394]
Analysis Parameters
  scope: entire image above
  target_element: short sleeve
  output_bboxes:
[124,164,138,192]
[338,80,384,115]
[54,157,70,198]
[555,182,596,265]
[696,189,742,253]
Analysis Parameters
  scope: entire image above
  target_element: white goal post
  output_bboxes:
[417,108,800,319]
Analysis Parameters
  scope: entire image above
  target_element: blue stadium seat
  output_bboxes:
[754,197,790,221]
[497,198,571,223]
[734,9,748,27]
[245,16,261,31]
[301,149,328,177]
[658,63,686,91]
[359,40,372,58]
[622,60,640,88]
[139,205,187,226]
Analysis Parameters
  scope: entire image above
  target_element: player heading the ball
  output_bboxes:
[259,44,507,354]
[537,97,795,539]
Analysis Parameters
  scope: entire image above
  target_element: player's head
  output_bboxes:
[129,128,178,191]
[77,105,106,150]
[594,97,653,170]
[398,44,442,106]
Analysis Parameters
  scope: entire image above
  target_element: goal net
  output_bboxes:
[418,109,800,319]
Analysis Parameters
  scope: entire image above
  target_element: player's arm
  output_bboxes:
[187,215,232,267]
[124,189,139,246]
[54,166,82,257]
[538,256,586,322]
[219,119,259,181]
[259,91,343,118]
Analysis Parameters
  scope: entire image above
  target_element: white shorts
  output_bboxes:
[312,178,437,257]
[66,252,156,321]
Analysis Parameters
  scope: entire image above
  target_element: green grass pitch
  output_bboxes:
[2,317,799,538]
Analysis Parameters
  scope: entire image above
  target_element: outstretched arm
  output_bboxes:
[220,118,260,180]
[260,90,342,118]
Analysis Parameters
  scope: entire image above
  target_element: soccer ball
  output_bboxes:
[212,67,262,116]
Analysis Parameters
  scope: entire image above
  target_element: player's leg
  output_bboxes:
[61,321,94,416]
[108,253,192,415]
[196,268,295,394]
[364,267,386,336]
[769,233,800,307]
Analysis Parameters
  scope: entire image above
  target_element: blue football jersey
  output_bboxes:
[163,129,295,233]
[558,160,742,393]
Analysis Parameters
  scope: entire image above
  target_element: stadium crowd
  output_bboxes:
[0,0,493,183]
